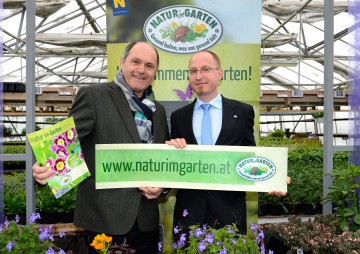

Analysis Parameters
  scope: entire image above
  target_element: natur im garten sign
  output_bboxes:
[95,144,288,192]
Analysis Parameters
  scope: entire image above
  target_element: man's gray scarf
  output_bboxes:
[114,70,156,143]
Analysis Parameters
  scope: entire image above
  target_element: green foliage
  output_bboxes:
[0,214,64,253]
[333,151,349,169]
[4,172,77,215]
[291,132,309,139]
[3,145,26,154]
[268,129,285,139]
[259,137,322,152]
[36,185,77,213]
[258,140,324,207]
[312,112,324,118]
[258,139,349,210]
[45,117,64,123]
[323,164,360,231]
[3,173,26,215]
[287,146,323,205]
[3,126,13,136]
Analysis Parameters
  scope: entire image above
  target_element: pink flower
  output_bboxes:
[54,157,68,175]
[53,135,67,148]
[45,158,55,178]
[64,128,76,144]
[53,147,69,158]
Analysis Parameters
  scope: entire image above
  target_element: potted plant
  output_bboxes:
[4,172,26,222]
[171,223,273,253]
[36,184,77,224]
[0,213,66,253]
[57,187,77,223]
[36,185,63,224]
[287,145,323,215]
[312,112,324,124]
[4,171,77,224]
[258,192,270,216]
[273,215,360,253]
[281,175,303,215]
[268,128,285,139]
[260,193,288,216]
[323,163,360,231]
[296,169,323,215]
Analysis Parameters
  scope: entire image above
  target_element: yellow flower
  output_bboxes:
[194,24,206,33]
[105,236,112,243]
[171,21,178,28]
[99,233,107,242]
[67,129,74,140]
[57,138,65,146]
[94,242,105,250]
[56,161,64,171]
[90,233,112,253]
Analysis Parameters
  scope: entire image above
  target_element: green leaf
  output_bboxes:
[354,213,360,225]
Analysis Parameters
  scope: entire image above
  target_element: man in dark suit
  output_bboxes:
[167,50,254,234]
[166,50,288,236]
[32,41,169,254]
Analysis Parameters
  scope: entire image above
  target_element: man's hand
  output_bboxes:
[165,138,187,149]
[268,176,291,197]
[32,162,52,185]
[139,186,164,199]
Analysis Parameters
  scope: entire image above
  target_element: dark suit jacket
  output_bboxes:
[170,96,255,233]
[70,82,169,235]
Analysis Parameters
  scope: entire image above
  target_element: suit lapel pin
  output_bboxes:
[234,115,238,118]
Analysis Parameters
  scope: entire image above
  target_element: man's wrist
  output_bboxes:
[161,188,170,196]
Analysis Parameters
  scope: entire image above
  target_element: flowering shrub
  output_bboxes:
[274,215,360,253]
[0,213,66,253]
[172,223,273,254]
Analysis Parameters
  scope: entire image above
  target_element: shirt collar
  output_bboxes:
[194,93,222,111]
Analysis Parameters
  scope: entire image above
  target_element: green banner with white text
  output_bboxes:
[96,144,287,193]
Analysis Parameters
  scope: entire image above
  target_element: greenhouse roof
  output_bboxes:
[1,0,352,92]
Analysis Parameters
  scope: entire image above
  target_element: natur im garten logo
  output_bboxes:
[143,5,223,54]
[235,157,276,182]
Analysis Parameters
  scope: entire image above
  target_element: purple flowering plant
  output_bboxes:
[172,210,273,254]
[172,223,271,253]
[0,213,66,253]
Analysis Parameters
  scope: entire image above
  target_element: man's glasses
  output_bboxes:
[189,67,218,76]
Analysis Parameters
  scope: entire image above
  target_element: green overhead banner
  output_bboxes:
[96,144,288,193]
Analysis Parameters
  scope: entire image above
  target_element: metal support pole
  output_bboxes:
[25,0,36,223]
[323,0,334,215]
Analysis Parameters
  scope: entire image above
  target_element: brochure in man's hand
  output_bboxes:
[27,117,90,199]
